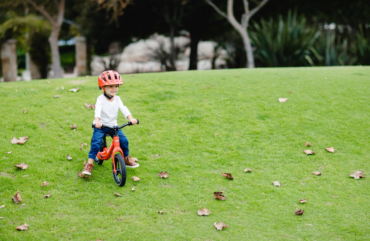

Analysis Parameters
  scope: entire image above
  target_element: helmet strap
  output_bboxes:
[104,92,113,100]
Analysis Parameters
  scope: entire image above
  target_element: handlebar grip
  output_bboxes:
[137,119,139,125]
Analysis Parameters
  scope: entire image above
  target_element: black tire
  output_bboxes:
[112,154,127,187]
[94,147,104,165]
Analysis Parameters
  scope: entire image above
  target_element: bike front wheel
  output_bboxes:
[112,154,127,187]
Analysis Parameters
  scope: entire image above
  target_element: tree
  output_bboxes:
[205,0,269,68]
[25,0,65,78]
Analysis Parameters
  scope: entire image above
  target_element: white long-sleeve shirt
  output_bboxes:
[93,94,132,127]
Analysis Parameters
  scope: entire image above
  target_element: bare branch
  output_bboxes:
[248,0,269,18]
[56,0,65,26]
[26,0,55,24]
[242,0,249,14]
[204,0,228,19]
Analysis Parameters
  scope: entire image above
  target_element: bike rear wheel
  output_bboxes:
[112,154,127,187]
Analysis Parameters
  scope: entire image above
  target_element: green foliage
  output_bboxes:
[354,26,370,65]
[250,11,320,67]
[1,68,370,240]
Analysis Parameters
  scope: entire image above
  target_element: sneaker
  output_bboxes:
[124,156,139,168]
[82,160,94,176]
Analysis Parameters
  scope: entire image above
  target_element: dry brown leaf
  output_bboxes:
[313,171,321,176]
[214,191,226,200]
[41,181,49,187]
[0,205,5,209]
[10,136,29,144]
[69,87,80,93]
[130,74,135,77]
[350,170,365,179]
[7,151,12,154]
[158,211,163,214]
[222,172,233,180]
[12,191,22,203]
[278,98,288,103]
[23,109,27,114]
[131,187,135,192]
[132,176,140,182]
[197,207,211,216]
[21,204,26,207]
[158,171,169,178]
[152,154,160,158]
[214,222,228,231]
[295,209,305,215]
[61,86,64,90]
[333,195,338,198]
[114,192,122,197]
[305,224,313,226]
[0,217,3,219]
[16,223,28,231]
[305,142,311,146]
[67,154,72,160]
[244,168,252,172]
[44,194,51,198]
[272,181,280,187]
[84,103,95,109]
[304,150,315,155]
[299,199,307,204]
[70,124,77,129]
[54,95,60,98]
[325,147,335,153]
[46,81,50,83]
[14,163,28,170]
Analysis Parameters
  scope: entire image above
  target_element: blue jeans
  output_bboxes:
[88,127,129,159]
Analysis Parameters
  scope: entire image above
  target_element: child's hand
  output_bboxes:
[130,119,138,125]
[95,120,102,128]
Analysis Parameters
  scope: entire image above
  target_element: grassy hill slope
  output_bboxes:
[1,67,369,240]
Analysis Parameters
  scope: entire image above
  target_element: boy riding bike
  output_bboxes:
[81,70,139,177]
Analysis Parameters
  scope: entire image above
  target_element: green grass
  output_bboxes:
[0,67,370,240]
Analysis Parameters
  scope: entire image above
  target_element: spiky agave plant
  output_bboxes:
[249,11,320,67]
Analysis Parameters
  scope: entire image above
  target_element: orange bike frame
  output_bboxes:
[97,136,124,174]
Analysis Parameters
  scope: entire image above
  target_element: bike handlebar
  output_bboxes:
[92,119,139,129]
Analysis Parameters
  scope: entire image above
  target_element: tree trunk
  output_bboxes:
[169,25,177,71]
[188,31,200,70]
[241,30,255,68]
[48,28,63,78]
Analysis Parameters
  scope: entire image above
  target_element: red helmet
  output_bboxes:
[98,70,123,90]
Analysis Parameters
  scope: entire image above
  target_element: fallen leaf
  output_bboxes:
[325,147,335,153]
[333,195,338,198]
[30,217,34,220]
[278,98,288,103]
[55,87,59,90]
[305,224,313,226]
[305,142,311,146]
[41,181,49,187]
[304,150,315,155]
[0,205,4,209]
[244,168,252,172]
[84,103,96,109]
[132,176,140,181]
[350,170,365,179]
[23,109,27,114]
[299,199,307,204]
[288,91,292,93]
[54,95,60,98]
[222,172,233,180]
[2,157,5,159]
[131,187,135,192]
[67,154,72,160]
[295,209,305,215]
[158,211,163,214]
[114,192,122,197]
[21,204,26,207]
[46,81,50,83]
[12,191,22,203]
[16,223,28,231]
[0,217,3,219]
[44,194,51,198]
[152,154,160,158]
[313,171,321,176]
[214,191,226,200]
[70,124,77,129]
[197,207,211,216]
[69,87,80,93]
[62,86,64,90]
[10,136,29,144]
[7,151,12,154]
[130,74,135,77]
[272,181,280,187]
[158,171,169,178]
[214,222,228,231]
[14,163,28,170]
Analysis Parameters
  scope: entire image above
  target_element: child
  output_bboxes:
[82,70,139,177]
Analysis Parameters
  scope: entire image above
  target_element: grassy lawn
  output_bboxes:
[0,67,369,240]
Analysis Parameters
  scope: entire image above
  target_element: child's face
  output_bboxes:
[105,85,119,96]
